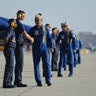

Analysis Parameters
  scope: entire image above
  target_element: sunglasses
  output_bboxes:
[35,19,40,21]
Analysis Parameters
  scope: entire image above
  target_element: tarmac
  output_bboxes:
[0,50,96,96]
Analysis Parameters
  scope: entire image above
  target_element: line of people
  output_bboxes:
[50,23,83,78]
[2,10,82,88]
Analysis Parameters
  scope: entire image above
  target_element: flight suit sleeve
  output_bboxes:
[20,23,25,33]
[28,28,34,37]
[6,29,13,39]
[79,40,83,49]
[71,32,77,50]
[16,20,25,33]
[26,27,34,43]
[72,36,77,50]
[4,29,13,44]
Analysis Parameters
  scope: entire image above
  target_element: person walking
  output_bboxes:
[56,22,76,77]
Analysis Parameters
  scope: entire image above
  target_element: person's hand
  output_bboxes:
[59,40,62,44]
[30,37,34,43]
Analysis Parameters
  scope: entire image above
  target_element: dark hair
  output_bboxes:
[45,23,50,27]
[8,18,15,25]
[17,10,25,15]
[37,13,42,16]
[52,27,57,32]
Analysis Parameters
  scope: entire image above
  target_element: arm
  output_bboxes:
[72,36,77,52]
[4,29,12,44]
[79,40,83,49]
[23,31,34,43]
[4,37,9,44]
[17,20,34,43]
[71,32,77,52]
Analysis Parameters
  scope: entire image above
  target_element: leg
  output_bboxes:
[73,52,77,67]
[62,54,67,71]
[58,50,64,76]
[77,49,81,64]
[3,48,14,88]
[33,50,42,86]
[67,49,74,76]
[14,47,24,85]
[51,48,58,71]
[43,48,50,77]
[42,49,51,86]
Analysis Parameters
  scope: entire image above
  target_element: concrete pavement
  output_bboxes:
[0,51,96,96]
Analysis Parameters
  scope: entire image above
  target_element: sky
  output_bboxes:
[0,0,96,34]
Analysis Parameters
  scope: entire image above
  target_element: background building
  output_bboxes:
[79,32,96,50]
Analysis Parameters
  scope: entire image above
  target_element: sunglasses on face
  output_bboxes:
[35,19,40,21]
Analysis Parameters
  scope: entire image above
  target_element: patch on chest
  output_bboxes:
[35,30,39,36]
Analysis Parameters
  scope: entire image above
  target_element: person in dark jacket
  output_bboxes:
[3,18,17,88]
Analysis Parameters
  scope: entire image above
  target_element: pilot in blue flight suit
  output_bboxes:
[29,13,53,86]
[42,23,52,77]
[14,10,34,87]
[76,35,83,64]
[72,32,77,67]
[62,26,77,69]
[3,18,17,88]
[56,22,76,77]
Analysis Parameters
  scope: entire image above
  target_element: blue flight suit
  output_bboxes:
[3,27,16,86]
[62,54,67,70]
[56,30,75,76]
[29,25,53,85]
[76,39,83,64]
[72,34,77,67]
[42,26,51,77]
[51,33,59,71]
[14,19,25,85]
